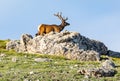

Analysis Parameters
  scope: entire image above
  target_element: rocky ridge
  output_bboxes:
[6,31,108,61]
[6,31,120,77]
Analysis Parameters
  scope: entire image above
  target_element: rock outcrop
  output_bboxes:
[6,31,108,61]
[107,50,120,58]
[77,60,116,78]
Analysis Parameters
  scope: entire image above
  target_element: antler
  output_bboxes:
[54,12,68,21]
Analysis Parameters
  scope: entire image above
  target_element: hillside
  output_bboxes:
[0,33,120,80]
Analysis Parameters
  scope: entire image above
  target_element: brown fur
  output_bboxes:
[36,12,70,36]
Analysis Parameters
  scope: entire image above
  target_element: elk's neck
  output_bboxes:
[59,24,65,31]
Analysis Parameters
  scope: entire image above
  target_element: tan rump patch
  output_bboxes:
[38,24,42,31]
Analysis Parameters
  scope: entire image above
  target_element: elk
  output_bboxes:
[36,12,70,36]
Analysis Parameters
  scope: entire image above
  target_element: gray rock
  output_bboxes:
[78,60,116,78]
[34,58,51,62]
[102,60,116,69]
[24,79,29,81]
[12,57,18,62]
[0,53,6,57]
[6,40,20,51]
[6,31,108,61]
[107,50,120,58]
[19,34,33,52]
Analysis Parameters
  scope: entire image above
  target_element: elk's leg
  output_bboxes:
[35,33,39,37]
[37,31,41,35]
[55,29,60,33]
[40,31,44,36]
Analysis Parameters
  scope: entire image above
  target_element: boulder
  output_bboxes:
[107,50,120,58]
[77,60,116,78]
[102,60,116,69]
[6,40,20,52]
[34,58,52,62]
[6,31,108,61]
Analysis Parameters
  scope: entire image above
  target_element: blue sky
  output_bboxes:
[0,0,120,52]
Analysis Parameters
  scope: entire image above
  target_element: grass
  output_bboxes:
[0,40,120,81]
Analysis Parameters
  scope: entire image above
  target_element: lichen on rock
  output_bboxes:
[6,31,108,61]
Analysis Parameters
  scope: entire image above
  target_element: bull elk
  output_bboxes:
[36,12,70,36]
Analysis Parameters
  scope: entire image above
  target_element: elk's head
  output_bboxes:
[54,12,70,27]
